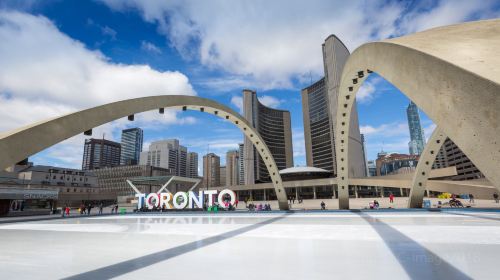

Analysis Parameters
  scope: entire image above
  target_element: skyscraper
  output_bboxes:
[139,139,188,176]
[406,101,426,155]
[203,153,220,189]
[219,166,226,186]
[82,138,121,170]
[226,150,239,186]
[302,35,366,177]
[243,89,294,184]
[238,143,245,185]
[120,128,143,165]
[186,152,199,178]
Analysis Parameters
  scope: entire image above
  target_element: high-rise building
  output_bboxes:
[302,35,366,177]
[82,138,121,170]
[434,138,484,180]
[186,152,199,178]
[139,139,188,176]
[376,153,419,176]
[226,150,239,186]
[219,166,226,187]
[238,143,245,185]
[203,153,220,189]
[120,128,143,166]
[243,90,293,184]
[407,101,426,155]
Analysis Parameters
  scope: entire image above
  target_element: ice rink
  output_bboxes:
[1,211,500,279]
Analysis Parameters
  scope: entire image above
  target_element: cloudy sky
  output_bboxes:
[1,0,499,173]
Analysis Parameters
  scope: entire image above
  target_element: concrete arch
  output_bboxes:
[335,19,500,209]
[0,95,289,210]
[407,126,447,208]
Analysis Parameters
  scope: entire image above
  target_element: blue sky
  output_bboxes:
[0,0,499,174]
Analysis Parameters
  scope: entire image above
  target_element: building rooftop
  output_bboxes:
[279,166,330,175]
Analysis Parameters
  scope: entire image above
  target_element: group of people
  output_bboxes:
[248,203,272,211]
[61,202,118,217]
[369,200,380,209]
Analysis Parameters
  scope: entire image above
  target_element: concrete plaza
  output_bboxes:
[1,210,500,279]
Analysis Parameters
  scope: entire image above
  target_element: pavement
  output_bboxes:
[1,210,500,279]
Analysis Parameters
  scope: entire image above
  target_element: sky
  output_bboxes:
[0,0,499,174]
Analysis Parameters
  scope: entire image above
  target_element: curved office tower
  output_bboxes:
[243,90,293,183]
[302,35,367,177]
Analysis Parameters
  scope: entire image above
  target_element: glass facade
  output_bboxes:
[406,101,426,155]
[120,128,143,166]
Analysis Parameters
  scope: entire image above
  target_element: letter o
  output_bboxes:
[146,193,160,209]
[173,192,188,209]
[218,189,236,205]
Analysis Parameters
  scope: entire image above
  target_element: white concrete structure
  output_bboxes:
[334,19,500,209]
[0,95,290,210]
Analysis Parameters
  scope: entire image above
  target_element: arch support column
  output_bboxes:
[408,127,447,208]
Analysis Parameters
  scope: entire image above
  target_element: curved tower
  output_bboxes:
[243,90,293,183]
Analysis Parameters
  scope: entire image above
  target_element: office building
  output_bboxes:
[243,90,293,184]
[238,143,244,185]
[139,139,188,177]
[120,128,143,166]
[407,101,426,155]
[226,150,239,186]
[302,35,366,177]
[82,138,121,170]
[203,153,220,189]
[434,138,484,180]
[220,166,227,187]
[376,153,419,176]
[186,152,199,178]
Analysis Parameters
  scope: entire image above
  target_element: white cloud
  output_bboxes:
[141,40,162,54]
[100,0,498,91]
[0,11,196,167]
[292,128,305,159]
[258,96,281,109]
[101,25,117,40]
[360,122,409,137]
[230,96,243,113]
[100,0,406,89]
[357,77,384,104]
[397,0,500,35]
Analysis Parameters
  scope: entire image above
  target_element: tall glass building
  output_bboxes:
[406,101,426,155]
[120,128,143,165]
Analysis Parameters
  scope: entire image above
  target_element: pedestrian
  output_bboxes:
[389,192,394,204]
[494,193,499,203]
[469,194,474,203]
[99,202,103,215]
[87,203,92,216]
[62,204,67,217]
[65,206,70,217]
[320,201,326,210]
[234,199,239,208]
[114,204,119,214]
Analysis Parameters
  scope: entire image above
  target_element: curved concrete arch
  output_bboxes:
[335,19,500,209]
[0,95,289,210]
[407,126,447,208]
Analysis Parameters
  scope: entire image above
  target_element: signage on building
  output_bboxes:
[135,189,236,210]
